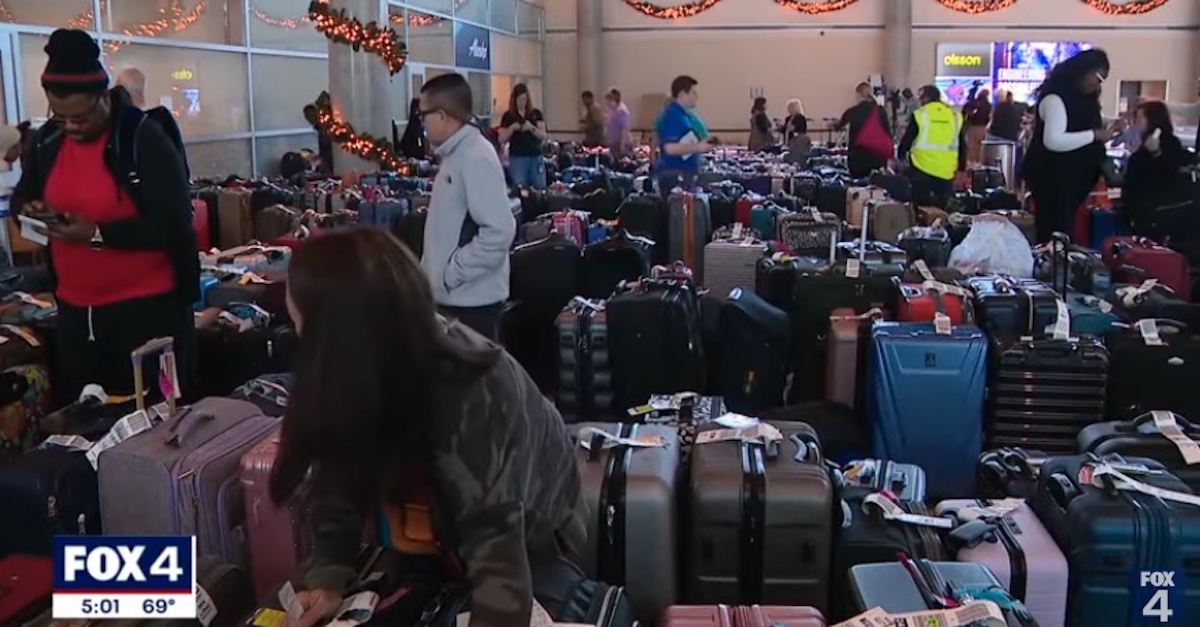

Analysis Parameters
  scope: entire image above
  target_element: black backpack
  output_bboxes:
[117,105,190,183]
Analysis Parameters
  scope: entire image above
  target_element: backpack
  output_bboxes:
[118,105,190,183]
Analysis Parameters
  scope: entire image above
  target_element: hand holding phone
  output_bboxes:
[27,211,64,225]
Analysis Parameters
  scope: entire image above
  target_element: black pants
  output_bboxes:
[656,171,697,199]
[848,149,888,180]
[1030,176,1095,245]
[55,292,195,402]
[907,167,954,209]
[438,303,504,342]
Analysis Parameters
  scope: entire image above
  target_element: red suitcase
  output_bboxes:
[239,428,310,598]
[0,555,52,625]
[1102,236,1190,300]
[193,198,212,251]
[896,282,970,324]
[661,605,825,627]
[735,196,756,226]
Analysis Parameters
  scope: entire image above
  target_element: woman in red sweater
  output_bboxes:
[13,29,198,403]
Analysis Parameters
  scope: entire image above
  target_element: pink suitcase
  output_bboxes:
[935,499,1068,627]
[661,605,825,626]
[240,428,310,598]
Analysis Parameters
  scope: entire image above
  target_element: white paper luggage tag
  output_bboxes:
[1137,319,1165,346]
[324,591,379,627]
[862,493,953,528]
[921,280,970,298]
[933,312,953,335]
[195,584,219,627]
[1091,463,1200,507]
[41,434,93,451]
[912,259,934,282]
[1,324,41,347]
[84,409,154,470]
[808,207,823,222]
[831,607,891,627]
[694,423,784,445]
[1150,410,1200,465]
[575,426,667,450]
[731,222,744,239]
[846,259,861,279]
[1042,299,1073,340]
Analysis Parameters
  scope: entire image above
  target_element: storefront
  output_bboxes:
[0,0,543,179]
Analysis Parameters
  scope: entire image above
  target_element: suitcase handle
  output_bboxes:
[789,432,822,465]
[1132,410,1198,432]
[1046,473,1082,510]
[1023,338,1078,358]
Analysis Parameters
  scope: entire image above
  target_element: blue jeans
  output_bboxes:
[508,156,547,190]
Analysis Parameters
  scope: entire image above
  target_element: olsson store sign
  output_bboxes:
[935,43,994,79]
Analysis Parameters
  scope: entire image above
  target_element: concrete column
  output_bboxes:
[884,0,913,92]
[577,0,602,97]
[327,0,393,173]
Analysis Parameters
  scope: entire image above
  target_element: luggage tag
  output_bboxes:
[807,207,823,222]
[1,324,41,347]
[1136,319,1166,346]
[861,493,954,529]
[921,280,970,298]
[83,409,154,470]
[912,259,935,282]
[195,583,219,627]
[714,412,759,429]
[891,601,1006,627]
[694,423,784,445]
[1080,294,1114,313]
[830,607,892,627]
[845,258,861,279]
[40,434,93,451]
[933,312,953,335]
[1149,410,1200,465]
[11,291,53,309]
[1091,464,1200,507]
[576,426,667,450]
[731,222,744,239]
[1044,299,1074,341]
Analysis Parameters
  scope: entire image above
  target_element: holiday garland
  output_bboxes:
[934,0,1017,13]
[774,0,860,13]
[308,0,407,75]
[311,91,408,172]
[622,0,1173,17]
[1081,0,1172,14]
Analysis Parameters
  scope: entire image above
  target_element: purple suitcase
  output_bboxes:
[935,499,1068,627]
[97,397,279,566]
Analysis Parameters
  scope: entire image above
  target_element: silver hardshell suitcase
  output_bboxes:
[98,397,278,565]
[572,422,679,625]
[703,238,768,299]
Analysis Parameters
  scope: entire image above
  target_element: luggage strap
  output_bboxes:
[738,439,768,603]
[975,499,1028,602]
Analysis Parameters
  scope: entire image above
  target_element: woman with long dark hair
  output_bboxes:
[498,83,547,189]
[269,228,585,627]
[748,96,772,151]
[1123,100,1198,233]
[1021,48,1123,243]
[398,97,429,159]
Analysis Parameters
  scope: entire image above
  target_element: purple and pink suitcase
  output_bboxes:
[240,428,311,598]
[936,499,1068,627]
[97,397,279,567]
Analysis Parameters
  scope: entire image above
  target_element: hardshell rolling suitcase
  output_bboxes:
[98,397,278,565]
[239,429,309,599]
[967,276,1059,338]
[1032,455,1200,627]
[555,298,613,421]
[935,499,1069,627]
[669,192,713,282]
[704,237,769,303]
[574,423,679,624]
[717,289,790,414]
[865,199,915,244]
[896,226,952,267]
[0,445,100,558]
[1103,320,1200,421]
[847,560,1034,624]
[776,210,841,255]
[1077,411,1200,493]
[607,282,705,412]
[660,604,826,627]
[840,459,927,502]
[686,421,832,613]
[867,322,988,499]
[194,555,257,627]
[824,308,878,412]
[895,282,970,324]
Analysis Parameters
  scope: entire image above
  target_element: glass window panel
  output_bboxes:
[390,69,411,125]
[489,33,520,75]
[525,78,541,113]
[251,55,326,132]
[489,0,516,33]
[255,133,317,177]
[18,35,51,123]
[406,0,454,14]
[517,2,540,37]
[104,44,251,136]
[518,37,540,76]
[102,0,245,46]
[490,74,513,118]
[249,0,327,52]
[466,71,490,118]
[405,11,454,66]
[187,139,252,179]
[455,0,487,25]
[2,0,96,29]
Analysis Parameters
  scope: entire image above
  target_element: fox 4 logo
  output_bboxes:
[63,545,184,583]
[1136,571,1183,624]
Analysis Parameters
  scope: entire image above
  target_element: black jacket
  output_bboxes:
[13,99,200,305]
[1123,133,1198,221]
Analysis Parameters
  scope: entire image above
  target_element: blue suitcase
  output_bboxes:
[195,272,220,310]
[867,322,987,499]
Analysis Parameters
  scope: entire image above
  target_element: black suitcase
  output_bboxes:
[868,171,911,203]
[1103,320,1200,420]
[834,241,909,274]
[581,234,651,300]
[196,556,256,627]
[969,165,1006,191]
[685,421,832,613]
[815,180,848,220]
[839,459,927,502]
[1032,455,1200,627]
[708,194,737,232]
[606,281,704,411]
[966,276,1059,338]
[1107,282,1200,331]
[510,233,582,305]
[0,446,100,558]
[896,226,952,268]
[987,337,1109,454]
[1077,412,1200,493]
[193,324,298,399]
[555,298,613,421]
[616,194,667,261]
[947,191,983,215]
[976,447,1048,500]
[716,289,789,413]
[753,254,825,312]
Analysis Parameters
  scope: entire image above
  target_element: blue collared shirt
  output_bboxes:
[656,100,699,174]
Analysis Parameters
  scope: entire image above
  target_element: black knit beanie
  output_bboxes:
[41,29,108,94]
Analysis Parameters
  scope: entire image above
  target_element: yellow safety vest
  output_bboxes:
[910,102,962,181]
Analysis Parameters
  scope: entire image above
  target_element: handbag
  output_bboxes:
[855,106,894,161]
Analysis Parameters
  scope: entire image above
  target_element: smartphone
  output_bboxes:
[1151,128,1163,140]
[26,212,64,225]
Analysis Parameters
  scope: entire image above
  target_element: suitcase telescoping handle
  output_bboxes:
[1049,231,1071,296]
[130,336,179,417]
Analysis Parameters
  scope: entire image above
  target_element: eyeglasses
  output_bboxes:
[418,107,444,120]
[47,98,102,125]
[1095,72,1107,84]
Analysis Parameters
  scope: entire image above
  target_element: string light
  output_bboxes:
[250,0,467,30]
[1081,0,1171,15]
[619,0,723,19]
[59,0,208,52]
[774,0,861,14]
[312,91,410,172]
[933,0,1017,13]
[308,0,407,75]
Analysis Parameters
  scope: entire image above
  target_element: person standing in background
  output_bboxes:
[115,68,146,109]
[655,75,714,196]
[303,103,334,175]
[579,91,605,147]
[604,88,632,157]
[418,73,515,340]
[833,82,893,178]
[748,96,773,152]
[782,99,810,165]
[498,83,547,190]
[896,85,965,209]
[962,88,992,164]
[398,98,429,159]
[988,90,1022,142]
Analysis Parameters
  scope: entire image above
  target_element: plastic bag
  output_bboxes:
[948,214,1034,277]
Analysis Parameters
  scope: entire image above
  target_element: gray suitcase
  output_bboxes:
[685,420,833,614]
[573,422,679,625]
[667,192,713,282]
[703,238,768,299]
[555,298,613,421]
[97,397,278,565]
